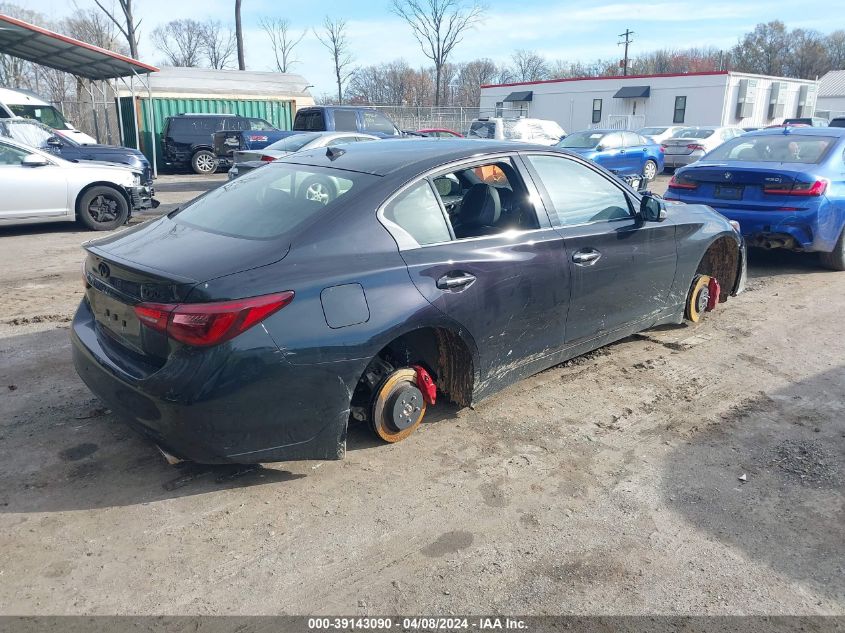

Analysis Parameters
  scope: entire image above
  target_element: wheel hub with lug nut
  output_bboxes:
[696,286,710,315]
[387,384,424,431]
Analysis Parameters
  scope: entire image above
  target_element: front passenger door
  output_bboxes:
[0,143,68,219]
[523,153,677,344]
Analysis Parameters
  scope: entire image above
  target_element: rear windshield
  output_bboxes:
[638,127,666,135]
[675,128,715,139]
[468,121,495,139]
[266,133,323,152]
[558,131,603,149]
[173,163,376,239]
[706,135,836,164]
[9,104,71,130]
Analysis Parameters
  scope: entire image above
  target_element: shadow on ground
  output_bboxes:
[662,366,845,602]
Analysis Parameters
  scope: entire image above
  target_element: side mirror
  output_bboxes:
[639,193,667,222]
[46,136,63,148]
[595,144,606,151]
[22,154,50,167]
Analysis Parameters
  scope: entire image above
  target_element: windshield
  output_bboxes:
[266,133,323,153]
[638,127,667,135]
[706,135,836,164]
[173,163,377,239]
[675,128,715,139]
[9,104,72,130]
[558,131,604,149]
[0,119,62,148]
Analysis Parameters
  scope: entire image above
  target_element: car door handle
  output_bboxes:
[572,250,602,265]
[436,273,476,290]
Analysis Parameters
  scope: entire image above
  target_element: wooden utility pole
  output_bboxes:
[618,29,634,76]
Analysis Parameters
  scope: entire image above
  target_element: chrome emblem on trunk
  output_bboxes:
[97,262,111,279]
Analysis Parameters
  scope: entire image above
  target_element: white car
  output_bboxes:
[0,137,156,230]
[467,117,566,145]
[636,125,687,144]
[0,87,97,145]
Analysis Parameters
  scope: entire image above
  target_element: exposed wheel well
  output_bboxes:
[74,182,130,219]
[351,327,474,420]
[695,236,739,302]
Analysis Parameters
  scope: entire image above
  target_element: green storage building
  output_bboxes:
[116,66,314,175]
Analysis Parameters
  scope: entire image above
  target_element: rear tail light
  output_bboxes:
[659,145,665,153]
[260,155,276,162]
[763,180,827,197]
[686,144,706,151]
[134,291,294,347]
[668,174,698,190]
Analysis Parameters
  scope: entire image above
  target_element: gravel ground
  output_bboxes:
[0,173,843,616]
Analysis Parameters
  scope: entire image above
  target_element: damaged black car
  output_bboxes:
[71,139,746,463]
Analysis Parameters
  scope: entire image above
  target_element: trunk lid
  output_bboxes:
[662,138,698,155]
[672,163,812,210]
[84,217,290,363]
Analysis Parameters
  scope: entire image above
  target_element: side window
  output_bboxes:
[248,118,275,131]
[434,160,539,239]
[310,111,325,131]
[383,180,451,246]
[674,96,687,124]
[333,110,358,132]
[592,99,602,124]
[0,142,29,165]
[622,131,642,147]
[526,155,632,226]
[602,132,623,149]
[363,111,396,134]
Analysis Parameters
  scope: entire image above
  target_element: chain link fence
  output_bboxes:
[51,99,121,145]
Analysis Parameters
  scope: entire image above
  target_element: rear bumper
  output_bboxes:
[664,152,703,168]
[71,298,353,463]
[700,206,832,252]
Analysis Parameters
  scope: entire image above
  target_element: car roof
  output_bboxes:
[0,87,50,105]
[743,127,845,137]
[277,138,553,176]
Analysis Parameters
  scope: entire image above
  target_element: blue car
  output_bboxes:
[557,129,664,181]
[664,127,845,270]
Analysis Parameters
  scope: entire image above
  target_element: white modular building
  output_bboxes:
[817,70,845,120]
[479,71,819,132]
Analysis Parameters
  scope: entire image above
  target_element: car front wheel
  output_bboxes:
[643,159,658,181]
[191,150,217,175]
[77,186,129,231]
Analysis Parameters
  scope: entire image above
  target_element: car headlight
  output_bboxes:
[131,173,141,186]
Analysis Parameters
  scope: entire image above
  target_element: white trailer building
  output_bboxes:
[817,70,845,120]
[479,71,819,132]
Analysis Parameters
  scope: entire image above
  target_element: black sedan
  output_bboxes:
[71,139,746,464]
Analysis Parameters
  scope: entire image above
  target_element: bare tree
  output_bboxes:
[261,17,307,73]
[202,20,237,69]
[235,0,245,70]
[92,0,140,59]
[391,0,483,106]
[64,8,126,52]
[827,30,845,70]
[152,19,205,67]
[511,49,549,82]
[315,17,354,104]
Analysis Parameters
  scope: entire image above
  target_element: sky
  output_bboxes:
[21,0,843,97]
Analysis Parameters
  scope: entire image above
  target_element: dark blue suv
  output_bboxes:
[292,106,401,138]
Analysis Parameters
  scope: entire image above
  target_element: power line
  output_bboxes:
[618,29,634,76]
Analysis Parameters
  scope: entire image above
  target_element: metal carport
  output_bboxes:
[0,13,160,175]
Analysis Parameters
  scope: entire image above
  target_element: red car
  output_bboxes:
[416,128,463,138]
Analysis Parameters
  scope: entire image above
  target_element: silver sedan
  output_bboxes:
[662,126,746,168]
[228,132,380,180]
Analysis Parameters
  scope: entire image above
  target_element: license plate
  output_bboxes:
[89,290,140,338]
[715,184,743,200]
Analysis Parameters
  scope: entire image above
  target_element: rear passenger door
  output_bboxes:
[379,155,571,395]
[523,152,677,344]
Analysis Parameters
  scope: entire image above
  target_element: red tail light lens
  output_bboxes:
[686,144,706,151]
[659,145,665,153]
[763,180,827,197]
[668,174,698,190]
[134,291,294,347]
[260,155,276,162]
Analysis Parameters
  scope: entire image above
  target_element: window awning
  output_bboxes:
[504,90,533,102]
[613,85,650,98]
[0,13,158,80]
